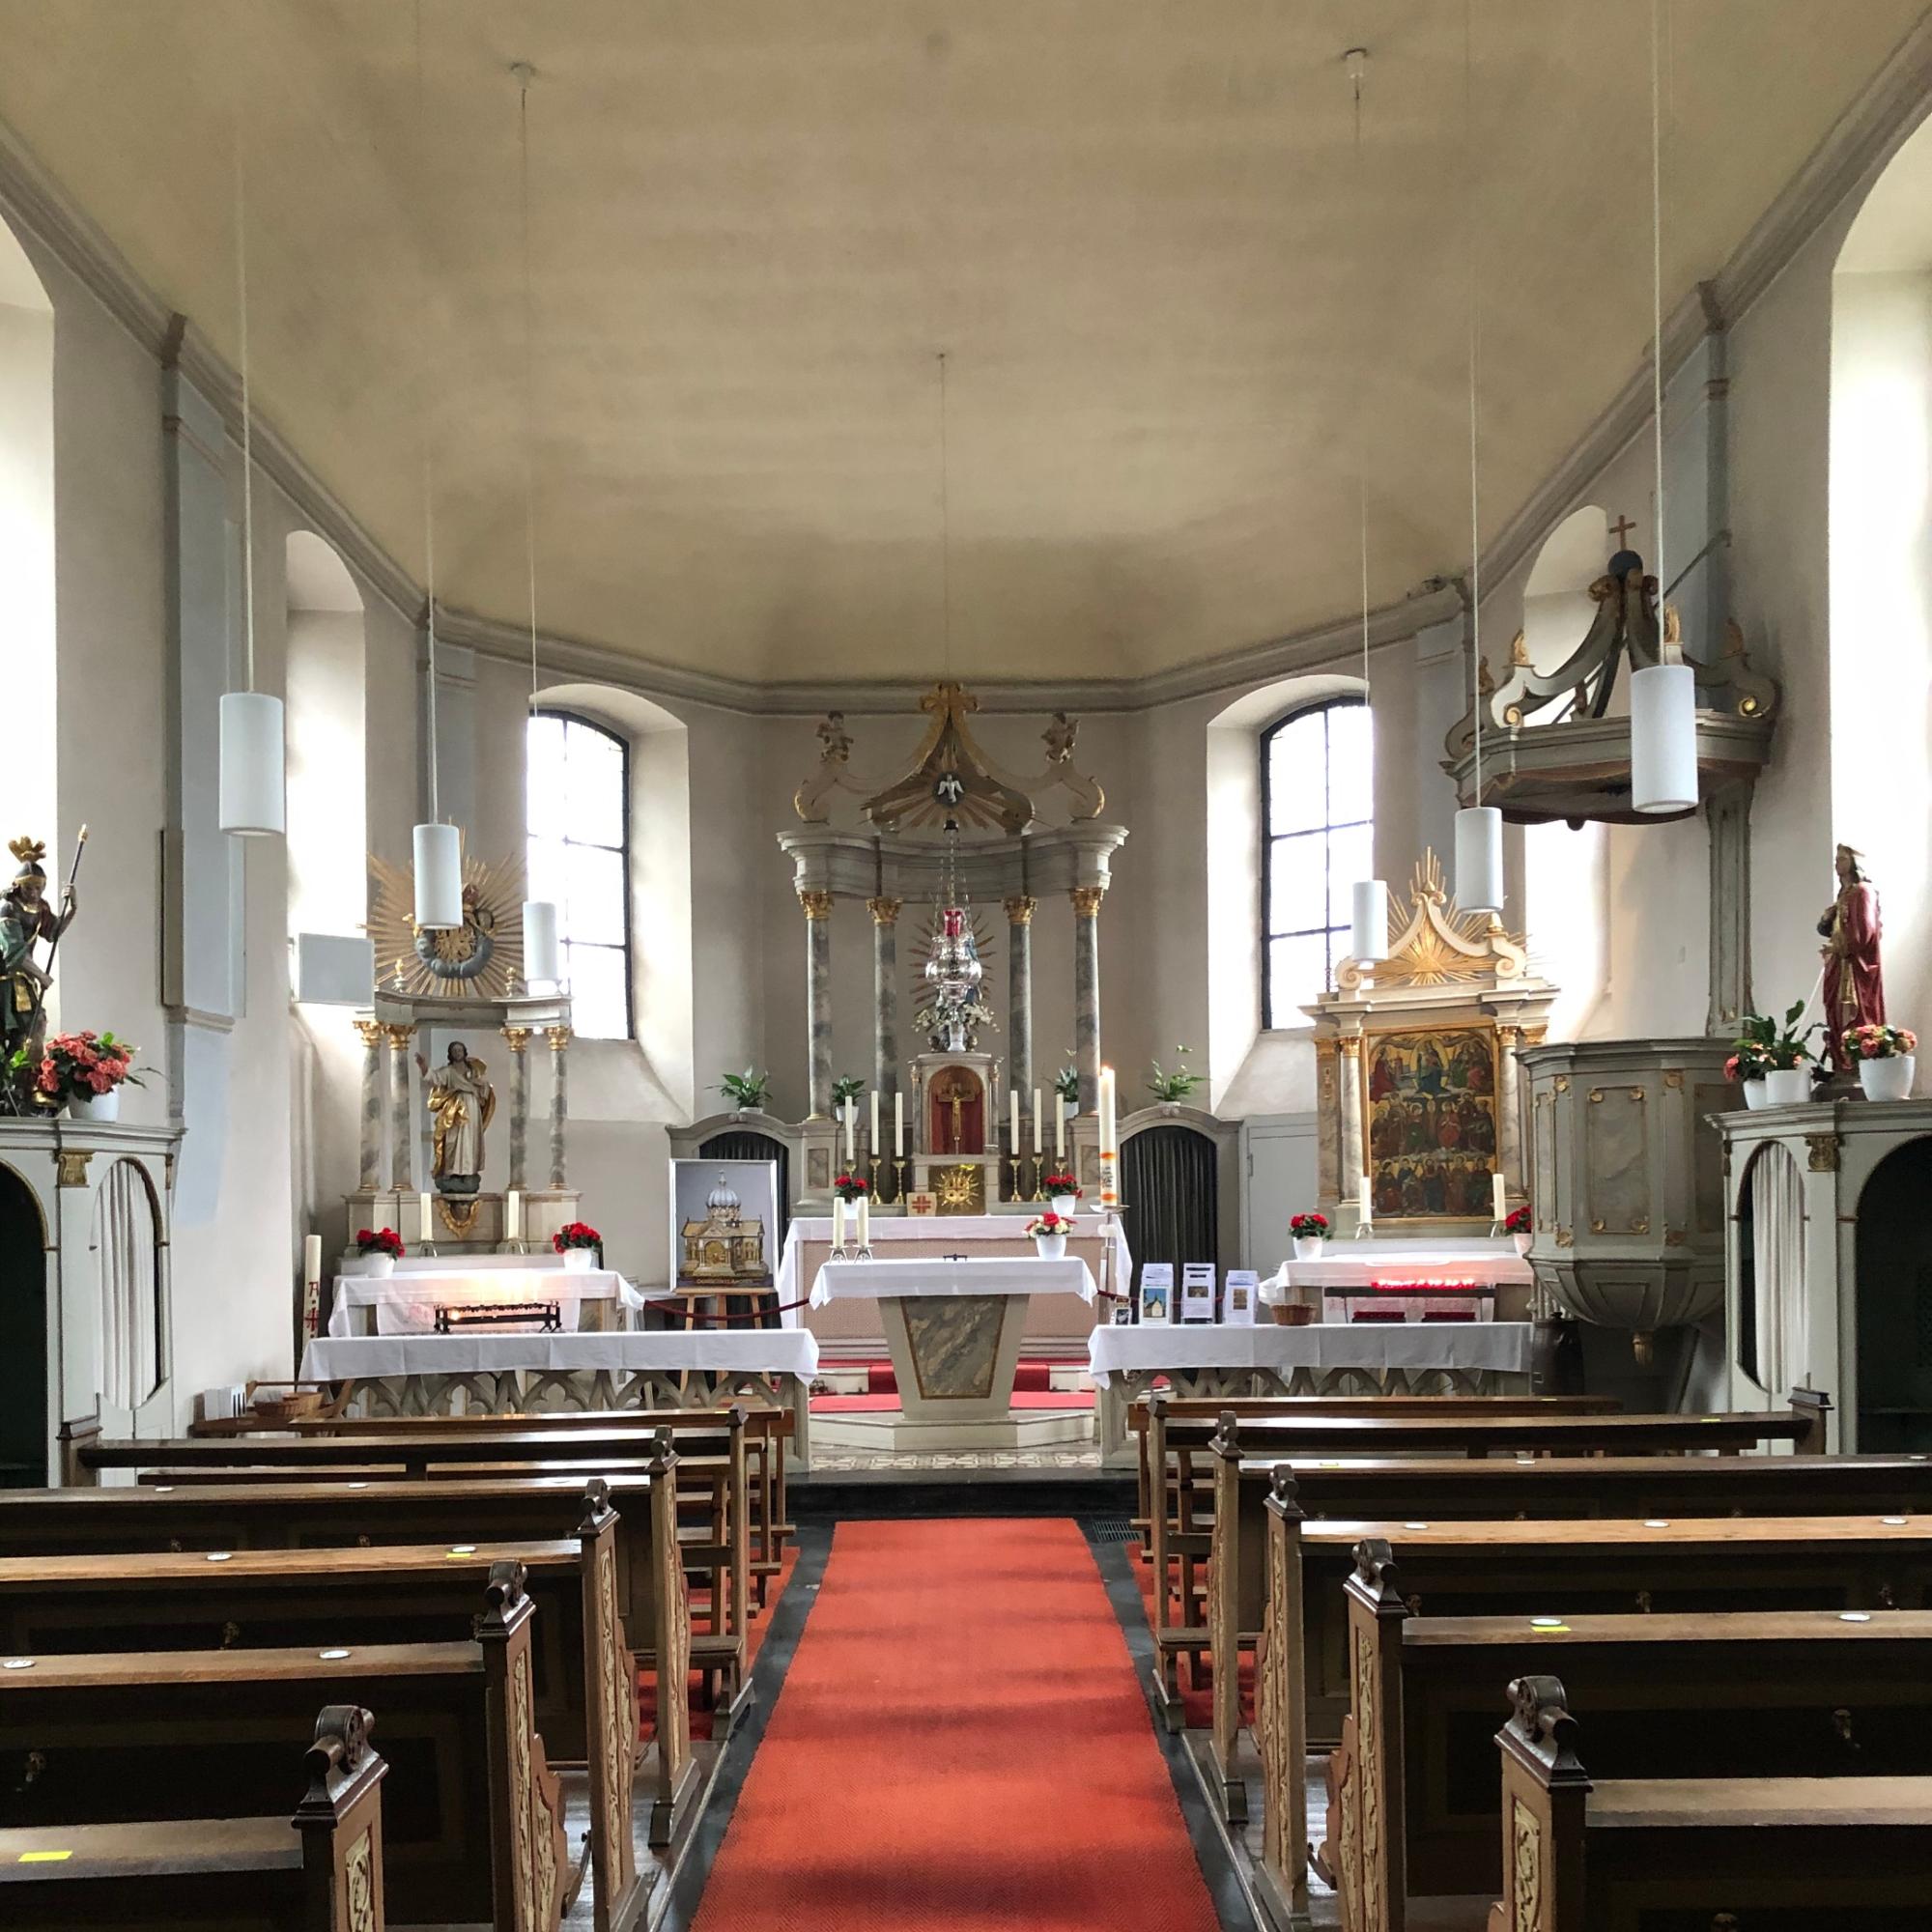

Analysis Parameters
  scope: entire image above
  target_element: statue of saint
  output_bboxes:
[1817,843,1885,1073]
[415,1040,496,1193]
[2,836,77,1070]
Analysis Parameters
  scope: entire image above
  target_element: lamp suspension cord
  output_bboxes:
[518,65,540,708]
[416,0,440,826]
[1351,50,1370,702]
[1464,0,1482,804]
[937,348,952,679]
[234,120,256,695]
[1650,0,1667,599]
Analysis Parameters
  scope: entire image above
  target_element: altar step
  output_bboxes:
[814,1356,1094,1398]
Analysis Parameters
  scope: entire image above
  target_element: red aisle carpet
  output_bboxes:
[691,1518,1224,1932]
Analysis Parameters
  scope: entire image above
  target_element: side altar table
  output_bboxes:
[809,1254,1098,1451]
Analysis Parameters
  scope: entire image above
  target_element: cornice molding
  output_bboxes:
[4,12,1930,715]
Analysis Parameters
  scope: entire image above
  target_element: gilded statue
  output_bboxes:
[1817,843,1884,1074]
[415,1040,496,1194]
[2,835,78,1070]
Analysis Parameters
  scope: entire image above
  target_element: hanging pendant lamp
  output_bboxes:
[1340,48,1389,967]
[509,62,560,985]
[1629,0,1699,815]
[1452,7,1503,915]
[217,126,285,838]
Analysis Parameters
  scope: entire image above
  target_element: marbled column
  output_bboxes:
[1500,1024,1543,1204]
[1005,895,1036,1135]
[354,1019,384,1191]
[1337,1035,1365,1214]
[500,1026,531,1191]
[545,1025,571,1189]
[1070,886,1104,1113]
[801,889,835,1121]
[1705,783,1754,1037]
[384,1024,414,1192]
[868,897,901,1099]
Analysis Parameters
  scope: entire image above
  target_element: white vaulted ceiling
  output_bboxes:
[0,2,1923,684]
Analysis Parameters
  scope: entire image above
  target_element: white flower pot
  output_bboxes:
[1741,1078,1770,1111]
[67,1088,120,1122]
[1765,1067,1812,1105]
[561,1246,597,1272]
[1050,1194,1079,1218]
[1034,1234,1067,1262]
[1860,1053,1915,1102]
[1293,1236,1324,1262]
[358,1253,395,1279]
[1512,1232,1533,1257]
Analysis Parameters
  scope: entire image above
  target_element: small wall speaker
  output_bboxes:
[295,932,377,1007]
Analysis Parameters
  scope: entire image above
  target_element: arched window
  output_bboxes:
[526,709,632,1039]
[1262,696,1372,1027]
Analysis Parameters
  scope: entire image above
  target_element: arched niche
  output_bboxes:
[90,1157,165,1417]
[1735,1139,1804,1397]
[0,1160,47,1488]
[1853,1135,1932,1451]
[0,216,56,855]
[1119,1106,1242,1297]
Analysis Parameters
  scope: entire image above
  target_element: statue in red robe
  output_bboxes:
[1817,844,1884,1074]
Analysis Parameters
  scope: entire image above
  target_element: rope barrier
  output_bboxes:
[638,1293,816,1327]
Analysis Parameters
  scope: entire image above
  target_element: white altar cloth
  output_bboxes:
[327,1264,643,1337]
[1086,1320,1533,1387]
[300,1328,818,1381]
[778,1213,1130,1306]
[1263,1237,1531,1299]
[810,1255,1098,1308]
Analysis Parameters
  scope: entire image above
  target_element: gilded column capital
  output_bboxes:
[1336,1036,1363,1060]
[799,889,835,921]
[383,1022,414,1048]
[544,1025,573,1052]
[1495,1023,1521,1048]
[1004,895,1037,925]
[500,1025,532,1052]
[1069,886,1105,919]
[1519,1024,1548,1048]
[867,896,902,927]
[353,1019,384,1047]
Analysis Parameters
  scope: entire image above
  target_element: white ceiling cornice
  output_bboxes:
[4,8,1931,715]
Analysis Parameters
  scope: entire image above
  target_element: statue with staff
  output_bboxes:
[2,830,85,1105]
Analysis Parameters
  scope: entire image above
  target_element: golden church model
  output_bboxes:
[679,1173,771,1284]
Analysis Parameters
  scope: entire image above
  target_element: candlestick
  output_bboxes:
[418,1189,437,1255]
[894,1156,909,1205]
[894,1092,904,1158]
[303,1233,322,1287]
[1055,1094,1065,1157]
[843,1096,857,1162]
[1356,1172,1374,1239]
[1097,1065,1117,1161]
[856,1192,870,1255]
[505,1188,523,1243]
[1008,1155,1023,1204]
[1032,1087,1042,1154]
[870,1089,881,1158]
[868,1155,882,1205]
[1491,1171,1507,1222]
[1009,1087,1020,1157]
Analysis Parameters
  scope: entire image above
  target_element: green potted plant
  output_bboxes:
[1749,1000,1821,1105]
[830,1074,866,1107]
[718,1067,771,1112]
[1146,1045,1203,1105]
[1723,1041,1773,1109]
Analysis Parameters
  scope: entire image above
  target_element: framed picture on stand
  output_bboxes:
[1139,1262,1173,1324]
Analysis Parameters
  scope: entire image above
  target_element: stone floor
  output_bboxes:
[805,1443,1103,1473]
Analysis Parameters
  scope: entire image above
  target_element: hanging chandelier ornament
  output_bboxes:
[511,60,560,983]
[1452,5,1503,914]
[410,4,462,931]
[217,121,286,838]
[1630,0,1698,814]
[1341,45,1388,967]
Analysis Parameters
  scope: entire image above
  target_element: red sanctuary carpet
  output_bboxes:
[690,1519,1223,1932]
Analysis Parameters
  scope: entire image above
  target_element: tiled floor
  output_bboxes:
[806,1443,1103,1472]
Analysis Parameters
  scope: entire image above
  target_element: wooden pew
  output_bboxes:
[1489,1677,1932,1931]
[0,1703,387,1932]
[1330,1539,1932,1931]
[82,1413,753,1709]
[1246,1490,1932,1932]
[1149,1397,1846,1731]
[0,1580,586,1932]
[0,1528,641,1925]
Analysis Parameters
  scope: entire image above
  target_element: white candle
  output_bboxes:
[870,1089,880,1156]
[1032,1088,1042,1154]
[857,1192,870,1248]
[894,1092,904,1157]
[302,1233,322,1287]
[843,1096,856,1162]
[1009,1088,1020,1152]
[1055,1094,1065,1157]
[419,1190,433,1246]
[1358,1174,1373,1221]
[1097,1065,1117,1155]
[505,1188,522,1241]
[1492,1172,1508,1222]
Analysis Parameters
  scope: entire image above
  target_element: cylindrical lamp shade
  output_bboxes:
[412,821,464,930]
[1349,877,1390,964]
[522,899,560,984]
[217,691,285,837]
[1630,661,1699,814]
[1454,804,1505,914]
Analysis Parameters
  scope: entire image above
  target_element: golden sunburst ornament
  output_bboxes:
[368,851,526,1002]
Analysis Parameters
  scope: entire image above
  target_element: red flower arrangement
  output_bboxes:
[31,1029,143,1104]
[1042,1170,1082,1198]
[1503,1204,1532,1236]
[554,1221,602,1253]
[1025,1211,1075,1238]
[355,1227,405,1259]
[1289,1211,1329,1241]
[1846,1022,1917,1061]
[832,1172,869,1202]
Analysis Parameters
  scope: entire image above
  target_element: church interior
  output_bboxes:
[7,3,1932,1926]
